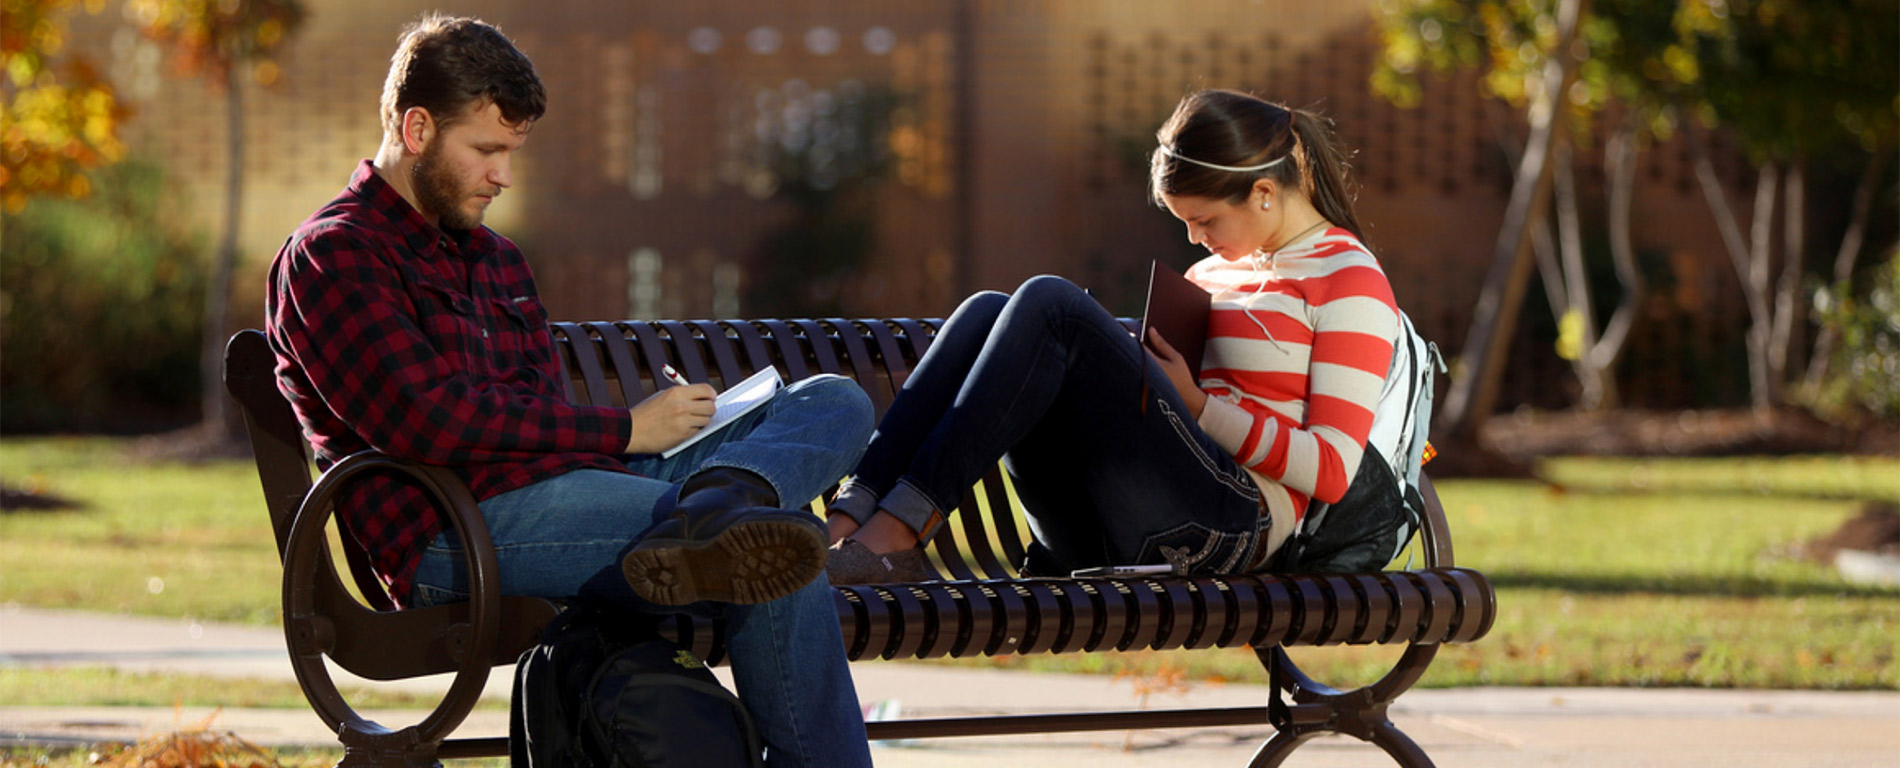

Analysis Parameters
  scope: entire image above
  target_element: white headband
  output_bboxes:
[1158,144,1288,173]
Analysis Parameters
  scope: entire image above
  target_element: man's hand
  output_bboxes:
[1146,327,1207,419]
[625,383,717,454]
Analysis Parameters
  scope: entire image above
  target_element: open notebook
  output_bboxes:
[661,366,783,458]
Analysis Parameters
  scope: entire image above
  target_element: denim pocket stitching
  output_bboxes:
[1137,520,1253,574]
[1155,398,1262,503]
[410,583,468,607]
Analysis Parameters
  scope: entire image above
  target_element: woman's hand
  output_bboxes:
[624,383,716,454]
[1146,328,1207,419]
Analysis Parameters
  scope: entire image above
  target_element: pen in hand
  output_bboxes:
[662,364,690,387]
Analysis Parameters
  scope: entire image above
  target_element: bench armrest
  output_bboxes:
[297,452,488,611]
[286,451,504,741]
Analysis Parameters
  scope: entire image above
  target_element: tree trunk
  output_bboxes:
[1585,120,1645,406]
[200,67,243,441]
[1683,122,1776,412]
[1550,140,1618,409]
[1435,0,1586,442]
[1531,121,1642,411]
[1533,214,1569,321]
[1745,164,1780,411]
[1769,162,1806,398]
[1804,145,1893,388]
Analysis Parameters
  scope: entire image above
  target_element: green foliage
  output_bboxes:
[1806,252,1900,420]
[1373,0,1550,108]
[1665,0,1898,160]
[0,0,129,212]
[125,0,307,87]
[0,666,504,709]
[745,82,905,317]
[0,159,207,431]
[1374,0,1900,157]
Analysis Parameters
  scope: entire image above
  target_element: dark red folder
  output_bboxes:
[1138,260,1211,379]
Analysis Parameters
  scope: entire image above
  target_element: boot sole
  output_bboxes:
[621,518,827,605]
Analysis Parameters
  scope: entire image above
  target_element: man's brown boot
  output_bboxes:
[621,467,828,605]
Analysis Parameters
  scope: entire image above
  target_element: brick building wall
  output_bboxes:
[65,0,1757,410]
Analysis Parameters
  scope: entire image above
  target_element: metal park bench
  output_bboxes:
[224,317,1495,768]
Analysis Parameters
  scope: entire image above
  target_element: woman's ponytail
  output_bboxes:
[1288,109,1367,246]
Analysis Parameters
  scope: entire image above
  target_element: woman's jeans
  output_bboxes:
[835,275,1270,576]
[410,374,875,768]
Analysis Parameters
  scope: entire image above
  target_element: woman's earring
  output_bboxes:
[1262,201,1271,210]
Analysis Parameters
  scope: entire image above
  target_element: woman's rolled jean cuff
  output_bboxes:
[880,480,946,541]
[828,478,946,542]
[828,480,881,526]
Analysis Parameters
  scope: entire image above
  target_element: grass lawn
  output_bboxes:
[2,436,1896,708]
[0,665,487,710]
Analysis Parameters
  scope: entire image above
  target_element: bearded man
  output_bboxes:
[263,15,875,767]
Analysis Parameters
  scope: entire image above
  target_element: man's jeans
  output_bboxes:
[411,374,875,768]
[833,275,1270,576]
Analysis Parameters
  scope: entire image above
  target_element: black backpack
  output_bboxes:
[1279,311,1442,573]
[510,605,764,768]
[1278,443,1422,572]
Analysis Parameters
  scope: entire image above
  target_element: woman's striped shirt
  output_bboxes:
[1187,227,1400,536]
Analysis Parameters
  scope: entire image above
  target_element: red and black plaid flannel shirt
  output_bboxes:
[267,160,634,604]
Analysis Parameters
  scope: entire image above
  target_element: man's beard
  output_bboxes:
[413,144,485,231]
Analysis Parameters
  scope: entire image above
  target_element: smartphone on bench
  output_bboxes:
[1069,564,1176,578]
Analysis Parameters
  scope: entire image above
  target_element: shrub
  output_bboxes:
[0,158,207,432]
[1804,251,1900,422]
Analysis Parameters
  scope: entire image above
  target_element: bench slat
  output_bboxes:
[1246,577,1295,648]
[1153,578,1197,650]
[911,583,963,659]
[882,585,930,659]
[1412,570,1457,645]
[928,515,980,582]
[956,478,1011,579]
[856,321,910,414]
[720,321,777,378]
[585,321,646,408]
[552,323,614,407]
[886,318,937,368]
[1046,581,1099,654]
[981,479,1032,576]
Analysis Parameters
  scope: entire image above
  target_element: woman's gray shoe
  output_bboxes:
[826,539,938,585]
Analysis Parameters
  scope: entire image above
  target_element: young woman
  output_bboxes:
[824,89,1403,584]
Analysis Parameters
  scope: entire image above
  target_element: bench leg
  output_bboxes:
[1247,729,1317,768]
[1365,719,1435,768]
[1249,717,1435,768]
[1252,645,1439,768]
[334,722,443,768]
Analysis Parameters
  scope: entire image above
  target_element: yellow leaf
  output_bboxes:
[1555,308,1584,361]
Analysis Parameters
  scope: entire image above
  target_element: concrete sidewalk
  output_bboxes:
[4,605,1897,766]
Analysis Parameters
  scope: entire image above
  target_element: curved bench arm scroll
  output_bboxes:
[282,451,502,752]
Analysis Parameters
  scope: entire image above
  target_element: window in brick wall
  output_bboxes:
[633,84,664,200]
[601,44,635,187]
[713,260,742,318]
[628,247,662,320]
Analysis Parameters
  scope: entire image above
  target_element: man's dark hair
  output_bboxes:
[380,13,546,135]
